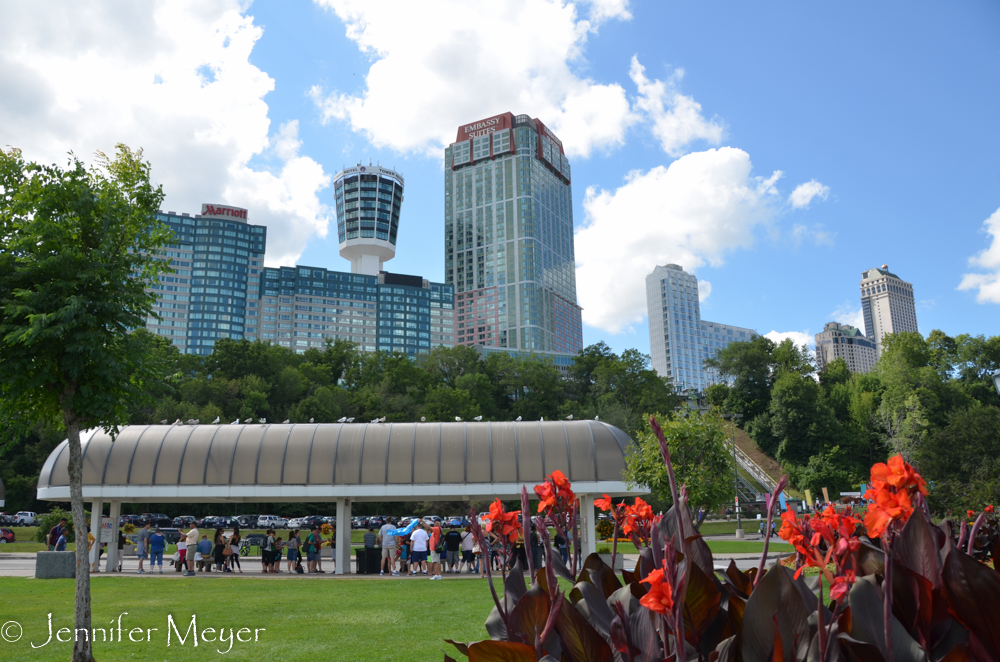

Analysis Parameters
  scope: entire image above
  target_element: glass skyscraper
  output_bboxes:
[149,204,266,355]
[445,112,583,353]
[645,264,756,392]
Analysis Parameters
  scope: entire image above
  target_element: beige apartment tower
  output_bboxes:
[860,264,918,356]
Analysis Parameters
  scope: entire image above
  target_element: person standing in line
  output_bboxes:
[363,526,377,549]
[304,526,321,574]
[460,525,476,574]
[136,521,152,574]
[554,532,568,565]
[47,517,68,551]
[273,535,284,572]
[55,530,68,551]
[286,529,300,573]
[429,522,444,580]
[175,532,187,573]
[149,528,165,574]
[378,519,397,576]
[409,523,430,576]
[181,523,199,576]
[261,529,276,573]
[116,531,126,572]
[229,525,242,573]
[443,525,462,574]
[213,527,226,572]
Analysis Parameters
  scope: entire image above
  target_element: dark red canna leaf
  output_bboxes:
[467,640,538,662]
[684,561,722,647]
[507,585,551,646]
[741,564,809,662]
[555,590,613,662]
[941,544,1000,661]
[580,553,623,600]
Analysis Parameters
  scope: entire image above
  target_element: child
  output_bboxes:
[149,528,166,574]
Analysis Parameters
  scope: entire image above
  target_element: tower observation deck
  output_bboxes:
[334,165,404,275]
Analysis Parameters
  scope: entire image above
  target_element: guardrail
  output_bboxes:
[730,443,778,494]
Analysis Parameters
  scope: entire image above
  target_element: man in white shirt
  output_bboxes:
[378,520,398,576]
[181,525,198,576]
[409,525,429,576]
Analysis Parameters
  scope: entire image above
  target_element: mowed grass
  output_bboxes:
[597,540,792,555]
[0,576,495,661]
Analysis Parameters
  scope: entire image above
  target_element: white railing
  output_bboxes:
[731,443,778,494]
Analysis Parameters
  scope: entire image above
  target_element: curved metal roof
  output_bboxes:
[36,421,639,503]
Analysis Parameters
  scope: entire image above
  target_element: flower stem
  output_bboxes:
[882,535,894,662]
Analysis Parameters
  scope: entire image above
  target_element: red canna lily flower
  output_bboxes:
[594,494,614,512]
[967,510,976,519]
[639,568,674,614]
[986,505,995,514]
[863,455,926,539]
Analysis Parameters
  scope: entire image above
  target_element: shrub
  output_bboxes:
[595,519,614,540]
[34,507,89,544]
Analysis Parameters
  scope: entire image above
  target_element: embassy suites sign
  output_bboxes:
[456,112,513,141]
[200,204,248,220]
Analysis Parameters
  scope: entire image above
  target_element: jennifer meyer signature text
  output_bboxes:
[1,613,265,654]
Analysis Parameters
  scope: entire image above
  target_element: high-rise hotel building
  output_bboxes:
[148,204,267,355]
[444,113,583,353]
[815,322,877,374]
[646,264,756,392]
[860,264,918,356]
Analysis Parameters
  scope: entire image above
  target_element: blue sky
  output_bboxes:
[3,1,999,356]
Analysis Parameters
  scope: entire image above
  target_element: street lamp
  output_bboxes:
[993,369,1000,397]
[723,413,744,539]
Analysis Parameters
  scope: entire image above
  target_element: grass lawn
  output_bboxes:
[0,576,496,661]
[596,540,792,556]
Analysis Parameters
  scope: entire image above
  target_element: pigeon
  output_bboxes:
[173,419,181,425]
[244,418,253,423]
[346,417,355,423]
[474,415,483,421]
[231,419,239,425]
[338,417,347,423]
[282,419,290,424]
[160,419,168,425]
[565,414,573,420]
[309,418,314,423]
[258,418,267,424]
[455,416,462,422]
[211,416,220,424]
[515,416,522,422]
[420,416,426,422]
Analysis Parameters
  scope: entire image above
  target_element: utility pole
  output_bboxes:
[724,413,744,539]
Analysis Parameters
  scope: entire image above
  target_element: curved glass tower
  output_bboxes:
[335,164,404,275]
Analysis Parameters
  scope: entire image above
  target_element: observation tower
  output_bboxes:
[334,164,404,275]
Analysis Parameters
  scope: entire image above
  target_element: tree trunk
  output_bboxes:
[64,414,95,662]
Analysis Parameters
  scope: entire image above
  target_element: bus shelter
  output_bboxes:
[36,420,644,574]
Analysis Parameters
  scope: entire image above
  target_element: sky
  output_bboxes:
[2,0,998,357]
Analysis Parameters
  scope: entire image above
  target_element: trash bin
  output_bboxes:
[355,548,380,574]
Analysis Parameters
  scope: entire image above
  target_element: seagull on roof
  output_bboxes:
[338,417,347,423]
[565,414,573,420]
[474,415,483,421]
[231,419,239,425]
[515,416,522,422]
[595,415,600,421]
[420,416,426,422]
[309,418,314,423]
[282,419,290,424]
[346,417,355,423]
[259,418,267,424]
[160,419,168,425]
[211,416,220,424]
[540,416,544,422]
[244,418,253,423]
[173,419,181,425]
[185,419,196,425]
[455,416,462,422]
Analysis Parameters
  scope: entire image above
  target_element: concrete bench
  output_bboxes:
[35,551,76,579]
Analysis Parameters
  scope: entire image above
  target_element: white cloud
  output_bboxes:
[0,1,330,267]
[790,223,834,247]
[575,147,782,333]
[629,56,724,157]
[765,330,814,351]
[788,180,830,209]
[958,206,1000,304]
[829,302,865,330]
[697,280,712,302]
[310,0,635,158]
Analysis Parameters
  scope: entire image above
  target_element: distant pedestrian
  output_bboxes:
[304,526,321,574]
[213,527,226,571]
[554,532,568,565]
[47,517,68,551]
[378,520,397,576]
[410,524,430,576]
[181,523,199,576]
[363,526,377,548]
[460,525,475,573]
[55,531,67,551]
[149,528,165,574]
[229,526,242,573]
[286,529,300,573]
[262,529,276,573]
[137,522,152,574]
[444,525,462,573]
[274,535,284,572]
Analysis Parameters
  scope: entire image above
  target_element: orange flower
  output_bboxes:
[534,471,575,514]
[986,505,995,514]
[594,494,614,512]
[967,510,976,519]
[639,568,674,614]
[863,455,926,539]
[486,499,521,543]
[622,497,654,546]
[550,469,571,491]
[869,455,927,494]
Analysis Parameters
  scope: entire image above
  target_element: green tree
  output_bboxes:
[0,145,171,662]
[918,404,1000,513]
[786,445,862,498]
[624,411,735,510]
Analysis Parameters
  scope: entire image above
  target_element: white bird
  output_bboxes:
[455,416,462,422]
[474,415,483,421]
[282,419,290,424]
[379,416,386,423]
[231,419,239,425]
[244,418,253,423]
[160,419,168,425]
[420,416,426,422]
[371,418,378,423]
[346,417,355,423]
[185,419,196,425]
[338,417,347,423]
[565,414,573,420]
[515,416,522,422]
[173,419,181,425]
[211,416,220,424]
[309,418,314,423]
[595,415,600,421]
[258,418,267,424]
[540,416,544,422]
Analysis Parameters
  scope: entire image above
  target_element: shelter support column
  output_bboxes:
[579,494,596,559]
[106,501,121,572]
[335,498,352,575]
[89,500,103,572]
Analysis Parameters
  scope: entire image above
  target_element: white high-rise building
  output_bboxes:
[646,264,756,392]
[860,265,918,356]
[815,322,877,374]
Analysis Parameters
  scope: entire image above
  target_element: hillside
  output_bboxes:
[725,422,802,498]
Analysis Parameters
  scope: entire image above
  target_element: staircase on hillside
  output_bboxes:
[730,442,778,503]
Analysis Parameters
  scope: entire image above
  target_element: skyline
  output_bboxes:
[1,1,998,359]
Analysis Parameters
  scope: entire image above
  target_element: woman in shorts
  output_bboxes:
[286,529,300,573]
[229,525,242,573]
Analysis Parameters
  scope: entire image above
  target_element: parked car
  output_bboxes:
[15,512,37,526]
[236,514,260,528]
[118,514,141,527]
[445,517,464,527]
[196,516,223,528]
[0,528,15,543]
[367,516,386,529]
[159,528,183,544]
[297,515,326,530]
[0,513,14,526]
[138,513,172,528]
[285,518,303,529]
[352,516,367,529]
[172,516,196,528]
[322,516,337,525]
[422,515,441,526]
[256,515,285,529]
